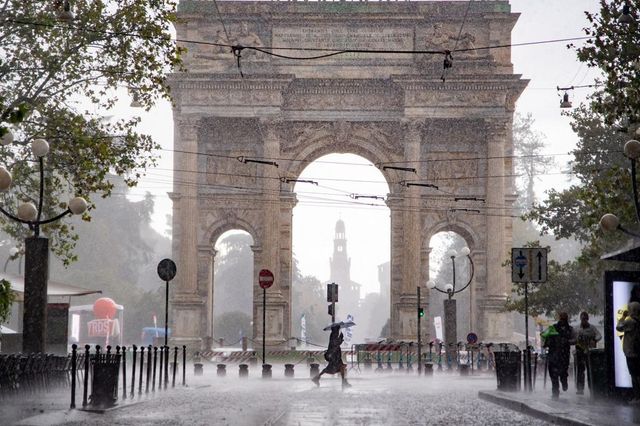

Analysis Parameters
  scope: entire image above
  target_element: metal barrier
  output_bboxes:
[0,352,74,399]
[64,344,187,410]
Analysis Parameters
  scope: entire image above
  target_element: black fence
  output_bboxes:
[0,353,74,397]
[71,344,187,410]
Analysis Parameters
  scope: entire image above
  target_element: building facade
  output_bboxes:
[169,0,526,348]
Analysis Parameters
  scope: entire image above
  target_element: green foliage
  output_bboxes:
[517,1,640,316]
[505,259,602,318]
[513,112,554,209]
[574,0,640,128]
[0,279,15,325]
[214,311,251,345]
[0,0,183,264]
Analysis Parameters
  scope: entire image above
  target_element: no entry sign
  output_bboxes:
[259,269,274,289]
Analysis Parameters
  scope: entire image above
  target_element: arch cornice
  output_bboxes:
[279,120,402,186]
[424,218,480,251]
[204,215,259,248]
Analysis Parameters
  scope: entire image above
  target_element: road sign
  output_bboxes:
[258,269,274,289]
[511,248,548,283]
[466,332,478,345]
[157,258,177,282]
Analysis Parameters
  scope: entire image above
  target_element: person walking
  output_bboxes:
[574,311,602,395]
[312,324,351,389]
[616,301,640,404]
[542,312,576,399]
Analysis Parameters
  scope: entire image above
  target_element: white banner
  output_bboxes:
[87,319,120,338]
[434,316,443,341]
[300,313,307,343]
[345,314,354,344]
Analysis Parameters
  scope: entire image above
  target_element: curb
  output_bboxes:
[478,391,595,426]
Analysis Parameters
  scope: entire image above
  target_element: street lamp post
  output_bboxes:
[600,139,640,237]
[0,135,87,353]
[427,247,474,363]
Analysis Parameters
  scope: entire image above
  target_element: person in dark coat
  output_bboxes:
[617,301,640,403]
[574,311,602,395]
[312,324,351,388]
[543,312,576,399]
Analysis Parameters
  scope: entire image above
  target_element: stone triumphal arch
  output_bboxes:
[170,0,527,349]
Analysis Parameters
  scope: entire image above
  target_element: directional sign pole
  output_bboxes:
[524,281,531,392]
[417,286,422,375]
[263,286,266,366]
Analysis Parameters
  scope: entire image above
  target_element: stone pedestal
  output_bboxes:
[443,299,457,347]
[23,236,49,354]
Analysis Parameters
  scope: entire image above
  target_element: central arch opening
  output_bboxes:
[292,153,390,345]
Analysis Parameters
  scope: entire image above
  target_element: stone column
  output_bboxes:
[392,119,423,340]
[420,245,432,343]
[252,119,286,345]
[198,246,215,349]
[171,116,204,349]
[482,119,511,341]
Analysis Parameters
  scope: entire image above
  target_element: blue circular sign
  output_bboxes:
[466,332,478,344]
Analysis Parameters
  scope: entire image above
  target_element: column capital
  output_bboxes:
[484,118,510,137]
[197,245,216,256]
[400,118,425,138]
[259,117,283,141]
[174,115,203,140]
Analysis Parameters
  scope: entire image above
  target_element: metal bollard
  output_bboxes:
[82,345,90,407]
[121,346,127,400]
[70,344,77,409]
[164,346,169,390]
[182,346,186,386]
[424,362,434,376]
[146,345,152,394]
[130,345,137,398]
[262,364,272,379]
[138,346,145,396]
[158,346,164,389]
[114,346,119,400]
[284,364,294,378]
[172,347,178,388]
[310,363,320,377]
[152,347,158,392]
[217,364,227,377]
[239,364,249,378]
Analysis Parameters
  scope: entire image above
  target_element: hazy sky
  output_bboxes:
[116,0,602,295]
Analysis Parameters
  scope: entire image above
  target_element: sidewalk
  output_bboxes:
[479,386,640,426]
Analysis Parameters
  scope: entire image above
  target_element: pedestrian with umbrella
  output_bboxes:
[312,320,355,389]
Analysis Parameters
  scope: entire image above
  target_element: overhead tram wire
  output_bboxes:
[137,170,546,213]
[3,18,593,62]
[441,0,474,82]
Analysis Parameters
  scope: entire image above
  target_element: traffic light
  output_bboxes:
[418,308,424,317]
[328,304,335,317]
[327,283,338,302]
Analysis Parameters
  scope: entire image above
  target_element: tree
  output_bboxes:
[505,258,601,318]
[0,279,14,325]
[513,112,555,209]
[213,232,254,317]
[573,0,640,129]
[0,1,183,264]
[516,1,640,316]
[214,311,251,345]
[520,107,633,316]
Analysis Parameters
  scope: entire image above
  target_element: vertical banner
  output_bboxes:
[300,313,307,343]
[434,316,443,341]
[345,314,354,344]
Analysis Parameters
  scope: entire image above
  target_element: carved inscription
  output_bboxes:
[272,26,414,59]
